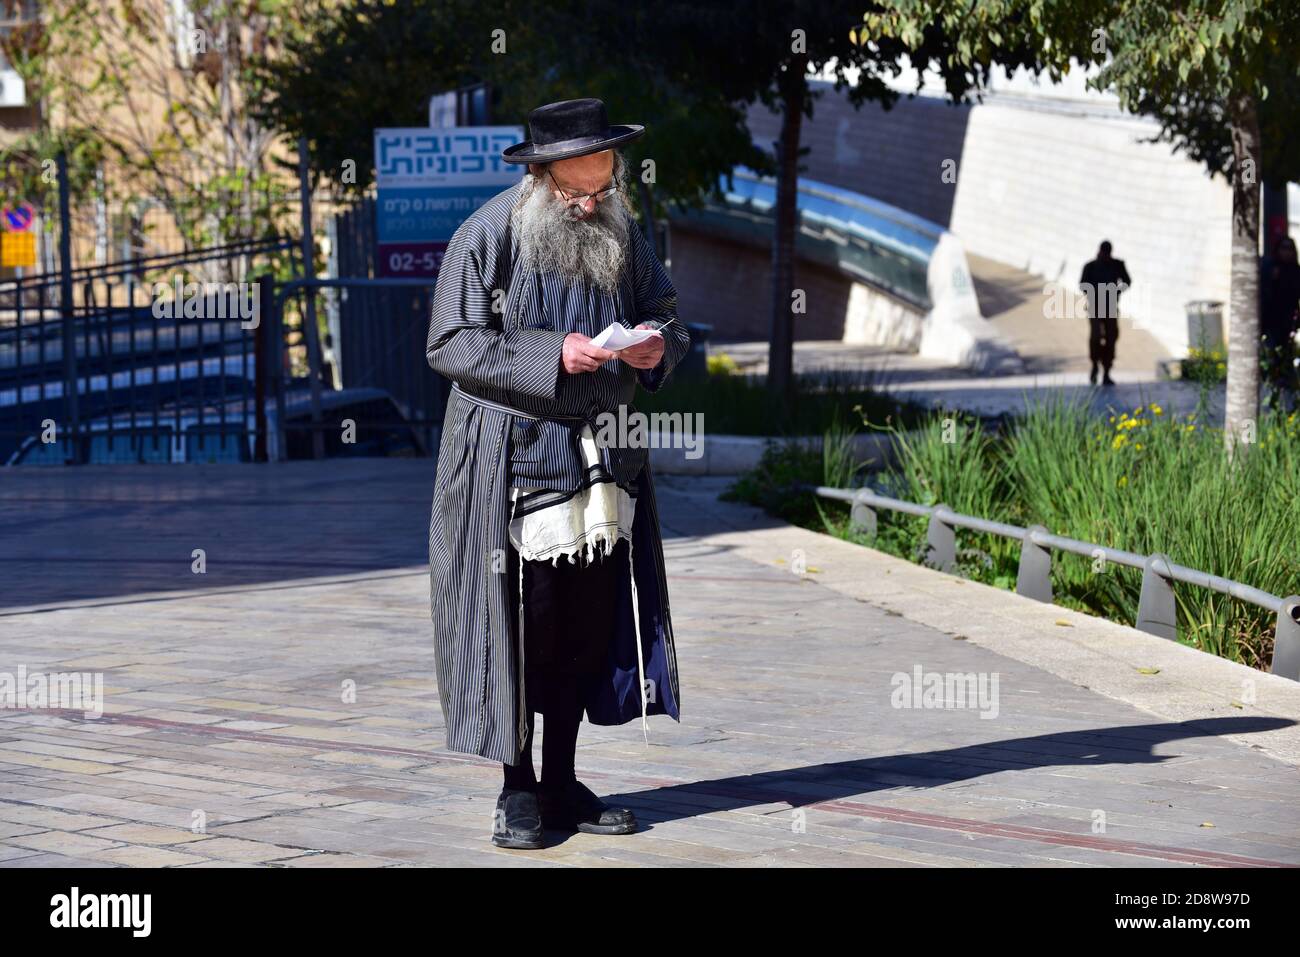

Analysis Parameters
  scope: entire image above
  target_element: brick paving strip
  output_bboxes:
[1,461,1298,868]
[2,707,1289,868]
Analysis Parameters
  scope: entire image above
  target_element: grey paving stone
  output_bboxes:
[1,462,1297,869]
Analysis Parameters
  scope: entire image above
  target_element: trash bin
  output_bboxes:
[1185,301,1224,354]
[674,322,712,379]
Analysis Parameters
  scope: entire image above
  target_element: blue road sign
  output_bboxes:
[3,201,35,232]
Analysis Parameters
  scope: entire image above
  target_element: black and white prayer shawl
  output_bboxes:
[425,179,692,765]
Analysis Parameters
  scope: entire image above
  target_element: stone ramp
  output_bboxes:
[712,252,1180,390]
[0,461,1296,867]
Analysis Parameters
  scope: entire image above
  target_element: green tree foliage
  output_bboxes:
[257,1,1026,400]
[253,0,769,218]
[1,0,321,260]
[254,0,492,192]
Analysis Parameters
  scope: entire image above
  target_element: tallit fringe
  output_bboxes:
[517,526,630,567]
[627,532,650,746]
[517,548,528,755]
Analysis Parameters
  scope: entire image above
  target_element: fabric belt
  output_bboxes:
[450,382,586,422]
[451,381,610,472]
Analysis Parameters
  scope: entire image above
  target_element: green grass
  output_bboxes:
[728,395,1300,671]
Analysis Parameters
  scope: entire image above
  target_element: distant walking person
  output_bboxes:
[1260,235,1300,408]
[1080,241,1131,386]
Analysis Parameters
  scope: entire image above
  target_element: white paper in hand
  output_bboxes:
[589,322,662,352]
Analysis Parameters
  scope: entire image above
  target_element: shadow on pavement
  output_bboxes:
[0,459,443,610]
[0,459,769,610]
[604,717,1295,825]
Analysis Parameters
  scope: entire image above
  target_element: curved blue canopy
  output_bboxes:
[672,166,944,309]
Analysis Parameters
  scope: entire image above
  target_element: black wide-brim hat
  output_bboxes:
[502,97,644,165]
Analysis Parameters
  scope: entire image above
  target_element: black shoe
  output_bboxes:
[539,778,637,835]
[492,788,545,849]
[1102,372,1116,386]
[1089,364,1098,385]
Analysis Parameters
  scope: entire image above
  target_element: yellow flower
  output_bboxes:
[1118,475,1128,487]
[1150,403,1163,416]
[707,352,739,375]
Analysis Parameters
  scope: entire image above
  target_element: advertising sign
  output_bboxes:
[373,126,523,278]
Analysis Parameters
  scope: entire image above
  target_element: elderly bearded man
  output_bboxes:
[425,98,691,850]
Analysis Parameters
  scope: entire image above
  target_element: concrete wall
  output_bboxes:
[668,227,926,346]
[946,102,1232,356]
[746,89,970,229]
[669,228,848,342]
[744,81,1236,356]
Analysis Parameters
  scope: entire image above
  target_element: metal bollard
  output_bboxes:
[1271,597,1300,681]
[925,505,956,573]
[849,490,877,539]
[1016,525,1053,603]
[1136,553,1178,641]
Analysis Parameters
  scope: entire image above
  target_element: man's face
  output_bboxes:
[539,151,616,221]
[515,150,628,293]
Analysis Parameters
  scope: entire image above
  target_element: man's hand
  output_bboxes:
[562,332,616,374]
[619,324,665,370]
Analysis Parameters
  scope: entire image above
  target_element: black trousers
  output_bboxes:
[502,538,627,791]
[1089,316,1119,369]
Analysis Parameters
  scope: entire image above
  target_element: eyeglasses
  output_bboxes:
[547,169,619,206]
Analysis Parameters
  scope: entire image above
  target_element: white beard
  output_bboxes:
[512,174,629,294]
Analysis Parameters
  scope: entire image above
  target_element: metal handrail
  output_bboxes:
[812,484,1300,682]
[0,237,293,287]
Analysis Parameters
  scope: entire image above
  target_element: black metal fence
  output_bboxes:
[2,144,447,467]
[265,277,440,462]
[0,238,297,465]
[328,196,448,445]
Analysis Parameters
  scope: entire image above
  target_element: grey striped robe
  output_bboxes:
[425,179,691,765]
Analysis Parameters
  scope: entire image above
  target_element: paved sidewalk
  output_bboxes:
[1,462,1297,867]
[716,339,1223,422]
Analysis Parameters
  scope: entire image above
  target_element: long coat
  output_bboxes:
[425,181,691,765]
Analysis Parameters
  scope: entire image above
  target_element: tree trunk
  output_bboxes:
[1224,91,1262,458]
[767,68,805,400]
[637,177,660,260]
